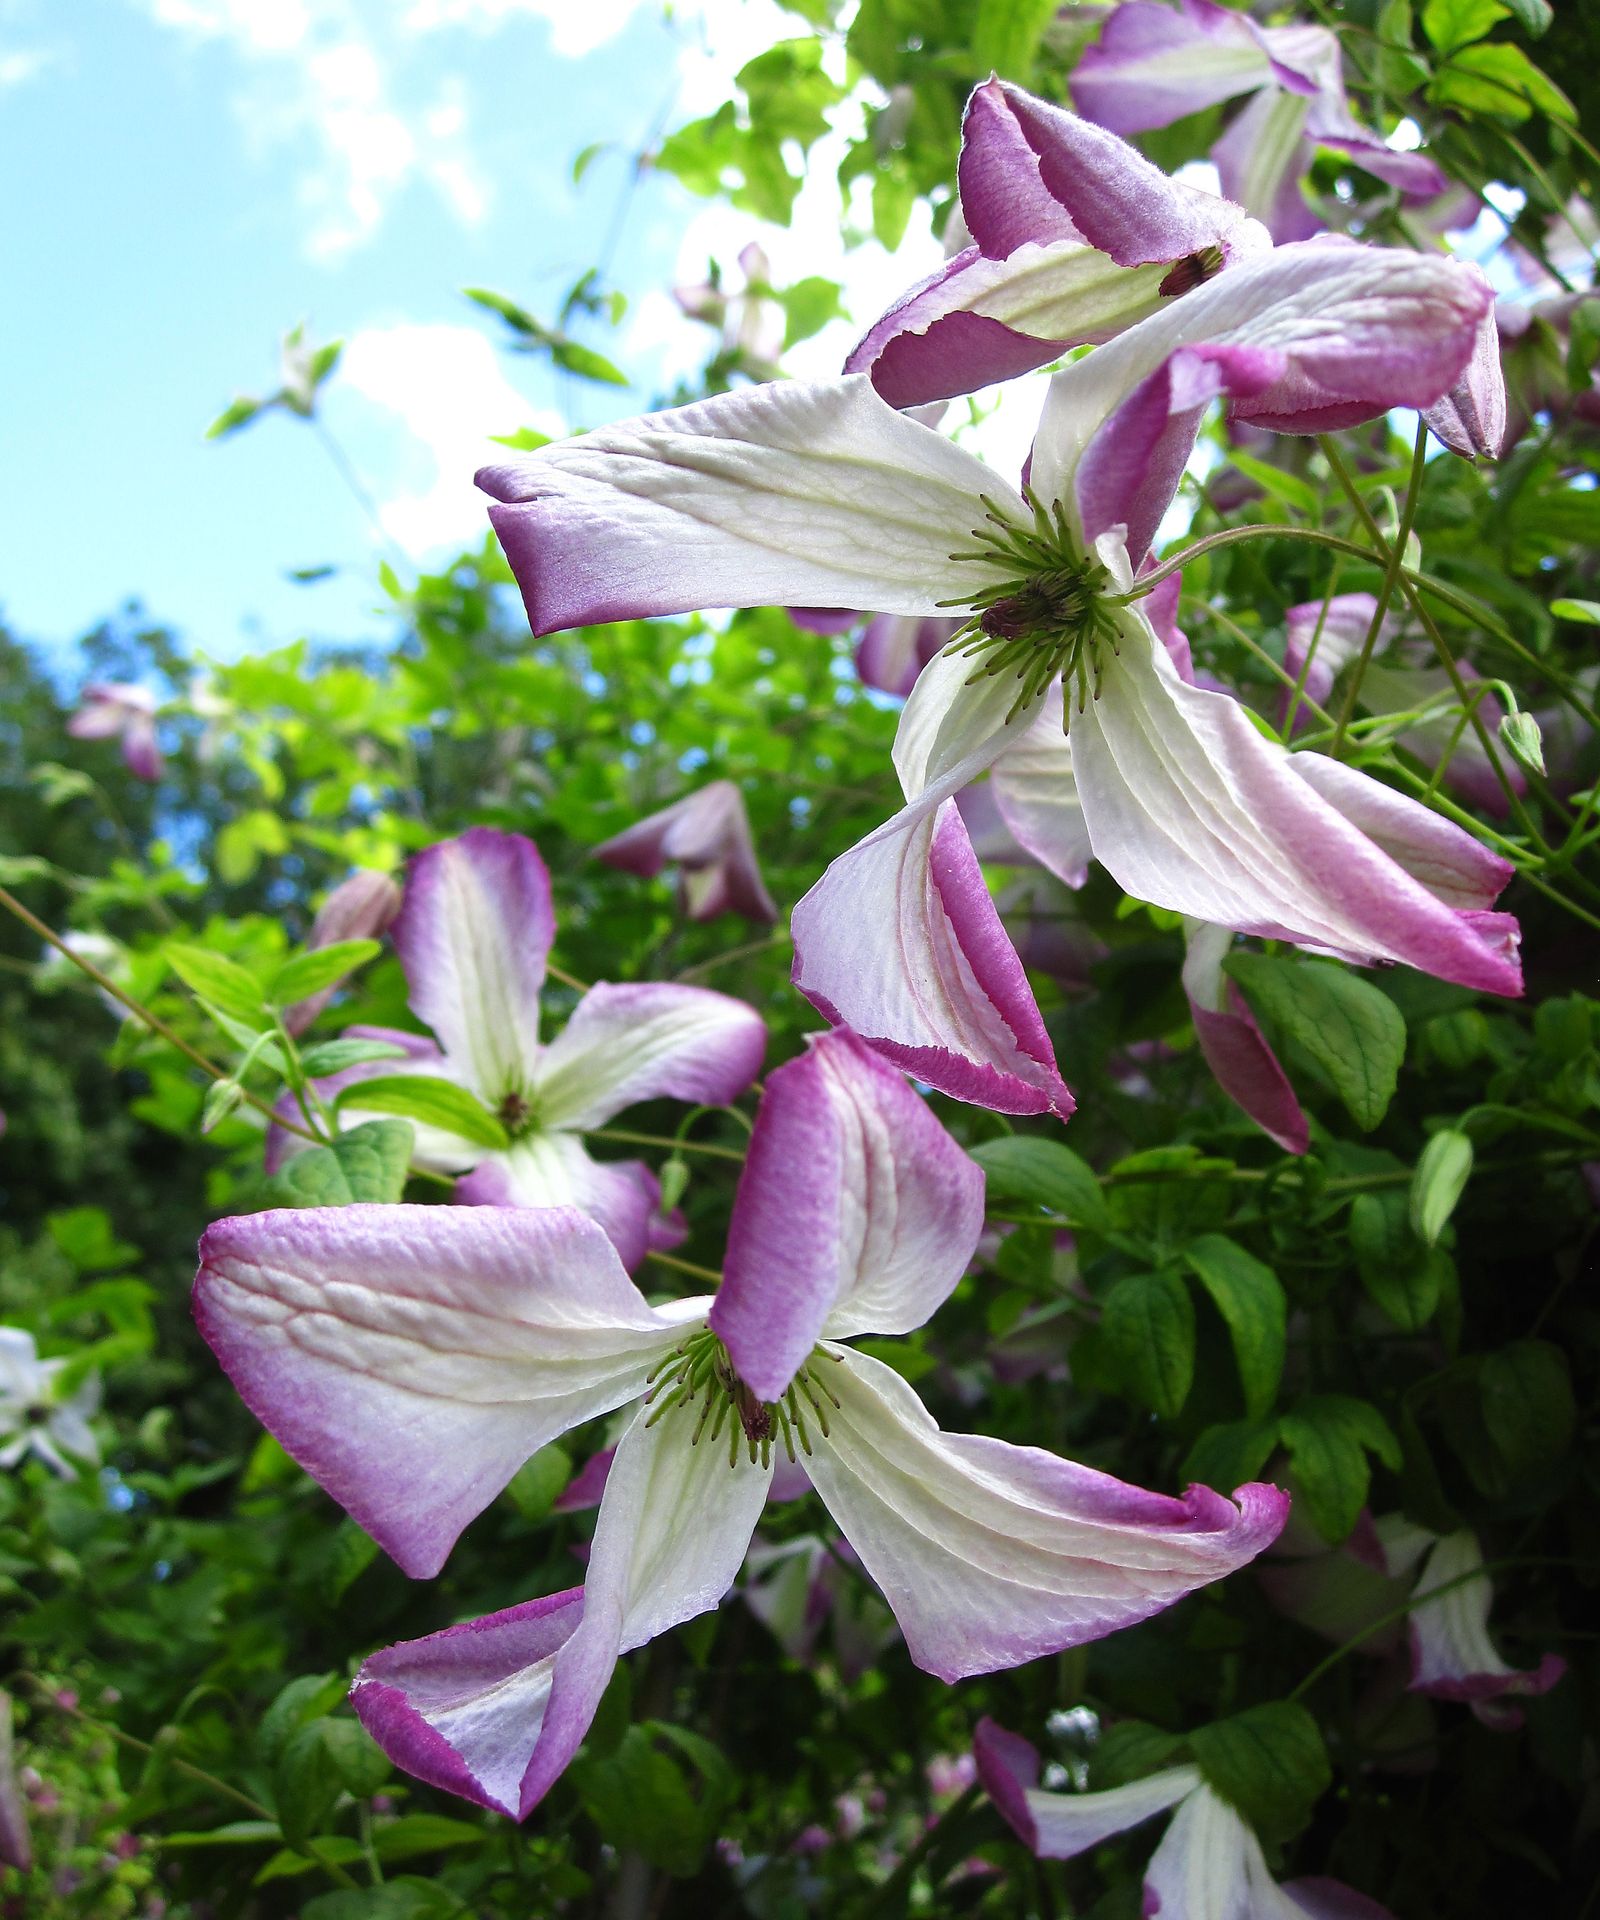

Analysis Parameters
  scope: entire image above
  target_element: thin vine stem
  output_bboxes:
[585,1125,745,1163]
[1331,419,1429,757]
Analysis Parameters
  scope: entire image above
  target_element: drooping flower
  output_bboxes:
[1182,921,1309,1155]
[976,1718,1394,1919]
[845,78,1270,408]
[65,684,164,782]
[1069,0,1446,245]
[196,1028,1287,1819]
[594,781,778,926]
[282,869,403,1036]
[0,1329,100,1478]
[479,239,1515,1114]
[269,827,765,1270]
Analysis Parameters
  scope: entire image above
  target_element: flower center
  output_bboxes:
[643,1329,843,1470]
[1158,242,1224,299]
[943,491,1125,729]
[495,1090,539,1140]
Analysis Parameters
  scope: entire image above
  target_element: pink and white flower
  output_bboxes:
[282,869,403,1036]
[196,1030,1287,1819]
[594,781,777,926]
[66,683,164,782]
[270,827,765,1271]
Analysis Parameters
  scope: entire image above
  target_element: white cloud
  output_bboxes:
[0,43,57,88]
[335,323,561,555]
[143,0,490,259]
[399,0,647,62]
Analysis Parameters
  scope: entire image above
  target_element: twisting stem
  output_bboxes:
[0,884,321,1143]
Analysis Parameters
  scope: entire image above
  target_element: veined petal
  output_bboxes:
[1424,292,1506,459]
[988,689,1095,889]
[392,829,553,1103]
[1070,0,1289,134]
[193,1205,703,1577]
[1031,242,1492,509]
[892,639,1049,805]
[453,1134,666,1274]
[711,1029,985,1400]
[792,799,1075,1120]
[803,1348,1287,1681]
[477,376,1018,633]
[1183,921,1309,1155]
[532,981,766,1131]
[976,1717,1199,1859]
[1070,626,1522,995]
[1143,1783,1300,1920]
[1407,1530,1566,1713]
[1075,342,1286,568]
[354,1404,770,1819]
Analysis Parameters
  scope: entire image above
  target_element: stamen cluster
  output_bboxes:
[643,1329,843,1470]
[941,491,1126,728]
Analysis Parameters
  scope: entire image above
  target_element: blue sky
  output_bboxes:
[0,0,938,669]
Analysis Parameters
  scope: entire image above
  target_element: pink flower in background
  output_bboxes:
[66,683,164,782]
[281,869,403,1036]
[595,781,777,926]
[675,242,785,378]
[268,827,765,1270]
[1069,0,1445,244]
[196,1029,1286,1820]
[1182,921,1309,1154]
[976,1718,1394,1918]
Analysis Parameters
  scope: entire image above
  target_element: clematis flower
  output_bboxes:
[846,78,1270,408]
[479,238,1515,1114]
[66,683,164,782]
[675,242,785,380]
[1070,0,1445,245]
[0,1329,100,1478]
[196,1028,1287,1819]
[594,781,777,926]
[977,1717,1393,1918]
[282,868,403,1036]
[269,827,764,1271]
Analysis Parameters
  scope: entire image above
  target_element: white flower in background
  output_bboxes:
[0,1330,100,1478]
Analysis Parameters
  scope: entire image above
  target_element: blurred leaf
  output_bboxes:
[1183,1235,1286,1419]
[265,1119,416,1208]
[1410,1128,1473,1245]
[165,943,266,1023]
[1102,1271,1195,1418]
[1430,41,1574,120]
[1422,0,1509,50]
[271,939,381,1006]
[1280,1395,1402,1542]
[337,1074,507,1149]
[1227,955,1405,1131]
[969,1136,1109,1232]
[972,0,1059,74]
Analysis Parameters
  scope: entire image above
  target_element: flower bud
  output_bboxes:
[1499,709,1546,778]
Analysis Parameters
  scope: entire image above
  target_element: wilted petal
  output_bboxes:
[594,782,777,925]
[792,800,1075,1120]
[531,981,765,1131]
[1407,1530,1566,1718]
[1183,921,1309,1154]
[392,829,553,1103]
[1070,0,1298,135]
[1031,242,1492,507]
[356,1405,769,1818]
[976,1717,1199,1858]
[987,689,1095,889]
[453,1134,667,1274]
[711,1030,985,1400]
[1071,628,1523,995]
[804,1348,1287,1681]
[194,1205,703,1576]
[478,377,1016,632]
[284,870,404,1036]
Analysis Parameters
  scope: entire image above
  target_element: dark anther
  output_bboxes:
[1158,244,1224,299]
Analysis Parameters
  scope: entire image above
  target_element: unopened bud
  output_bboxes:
[1499,709,1545,777]
[1410,1128,1474,1247]
[658,1155,690,1214]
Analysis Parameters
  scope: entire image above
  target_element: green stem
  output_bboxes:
[646,1249,723,1285]
[1330,420,1428,757]
[587,1125,745,1163]
[1282,560,1343,740]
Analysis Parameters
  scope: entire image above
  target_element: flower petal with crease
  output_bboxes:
[712,1030,985,1400]
[1407,1530,1566,1719]
[391,828,553,1103]
[976,1717,1199,1858]
[193,1205,705,1577]
[802,1348,1287,1681]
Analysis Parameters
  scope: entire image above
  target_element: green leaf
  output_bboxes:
[258,1674,345,1768]
[1090,1721,1189,1790]
[321,1717,391,1796]
[254,1838,365,1883]
[972,0,1060,75]
[336,1074,508,1149]
[322,1519,380,1603]
[1479,1340,1575,1488]
[1181,1418,1281,1493]
[1190,1702,1331,1843]
[1410,1128,1473,1245]
[1183,1235,1286,1419]
[47,1207,140,1272]
[550,338,629,385]
[270,940,382,1007]
[159,1820,283,1849]
[1501,0,1551,30]
[1227,954,1405,1131]
[298,1038,412,1077]
[1550,598,1600,625]
[274,1721,344,1851]
[1350,1190,1444,1330]
[166,943,266,1023]
[1101,1271,1195,1419]
[463,285,548,338]
[1106,1146,1234,1252]
[1279,1395,1402,1542]
[489,425,554,451]
[303,1883,462,1920]
[968,1137,1109,1232]
[504,1443,572,1522]
[372,1814,487,1861]
[1421,0,1509,52]
[776,275,846,351]
[206,396,265,439]
[265,1119,416,1208]
[571,1724,716,1877]
[1430,41,1574,121]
